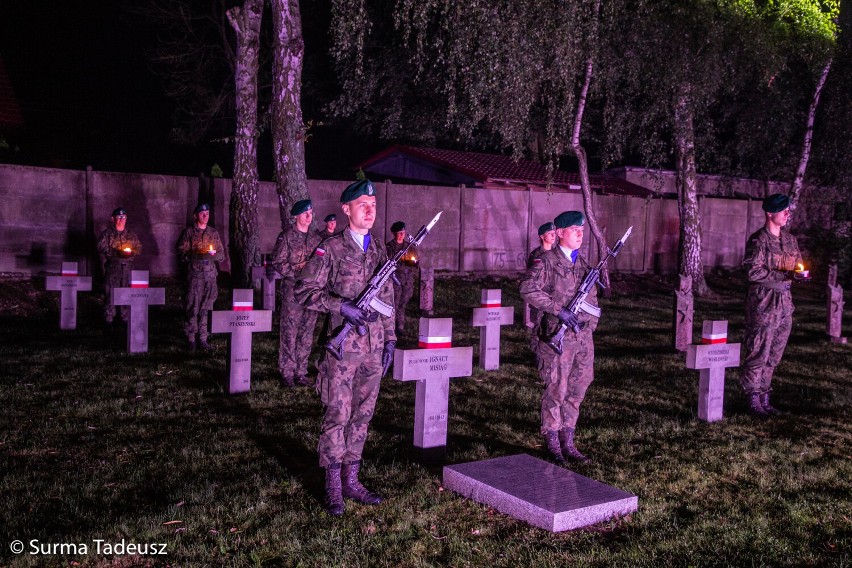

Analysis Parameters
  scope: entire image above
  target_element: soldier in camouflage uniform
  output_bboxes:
[270,199,321,387]
[316,213,337,239]
[740,193,802,417]
[526,221,557,353]
[176,203,226,351]
[96,207,143,325]
[520,211,599,464]
[295,179,396,516]
[386,221,419,334]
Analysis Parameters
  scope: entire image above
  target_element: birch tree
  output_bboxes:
[227,0,264,287]
[271,0,309,228]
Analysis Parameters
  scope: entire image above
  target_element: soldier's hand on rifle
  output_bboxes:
[557,308,585,331]
[340,300,368,327]
[381,340,396,377]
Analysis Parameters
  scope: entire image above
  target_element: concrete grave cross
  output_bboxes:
[392,317,473,458]
[470,289,515,370]
[419,266,435,315]
[251,255,281,311]
[45,262,93,330]
[826,264,847,344]
[211,289,272,394]
[685,321,741,422]
[112,270,166,353]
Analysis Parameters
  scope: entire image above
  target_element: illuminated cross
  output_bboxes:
[112,271,165,353]
[211,289,272,394]
[470,289,514,370]
[685,321,741,422]
[45,262,92,330]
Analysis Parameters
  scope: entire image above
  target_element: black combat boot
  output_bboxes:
[748,393,769,417]
[324,463,345,516]
[559,427,590,463]
[341,461,383,504]
[543,431,565,464]
[759,392,781,415]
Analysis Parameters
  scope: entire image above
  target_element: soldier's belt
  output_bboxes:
[758,281,791,291]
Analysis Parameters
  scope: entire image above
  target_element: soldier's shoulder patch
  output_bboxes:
[314,247,325,257]
[533,258,543,264]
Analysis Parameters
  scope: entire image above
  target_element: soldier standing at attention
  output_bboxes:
[96,207,143,325]
[318,213,337,238]
[526,221,557,352]
[176,203,225,351]
[270,198,321,387]
[385,221,419,334]
[295,179,396,516]
[740,193,802,417]
[520,211,599,464]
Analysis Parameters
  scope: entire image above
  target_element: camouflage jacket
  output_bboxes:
[175,225,226,274]
[97,227,142,265]
[743,227,802,312]
[520,247,599,341]
[270,225,322,282]
[385,238,420,280]
[295,227,396,354]
[527,245,549,268]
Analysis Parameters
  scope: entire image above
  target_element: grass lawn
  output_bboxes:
[0,271,850,567]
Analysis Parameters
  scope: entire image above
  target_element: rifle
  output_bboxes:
[544,226,633,355]
[325,211,443,360]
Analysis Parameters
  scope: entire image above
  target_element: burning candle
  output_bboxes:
[123,247,132,253]
[795,263,809,279]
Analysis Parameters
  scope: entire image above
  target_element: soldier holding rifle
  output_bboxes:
[520,211,609,464]
[294,179,397,516]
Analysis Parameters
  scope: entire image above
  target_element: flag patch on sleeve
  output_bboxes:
[315,247,325,257]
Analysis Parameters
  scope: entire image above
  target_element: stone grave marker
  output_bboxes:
[112,271,165,353]
[673,274,694,352]
[251,255,280,311]
[211,289,272,394]
[419,266,435,315]
[470,289,514,370]
[685,321,741,422]
[443,454,638,532]
[45,262,93,330]
[392,317,473,461]
[826,264,847,344]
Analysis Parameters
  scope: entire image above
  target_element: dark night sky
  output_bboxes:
[0,0,376,180]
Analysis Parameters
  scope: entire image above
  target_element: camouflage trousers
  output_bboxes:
[278,299,319,380]
[315,349,383,468]
[184,270,218,342]
[740,307,793,395]
[535,333,595,433]
[393,274,415,333]
[103,261,131,322]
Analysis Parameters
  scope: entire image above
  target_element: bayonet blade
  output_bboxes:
[426,211,443,232]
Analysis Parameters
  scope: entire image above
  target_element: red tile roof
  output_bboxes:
[359,145,652,197]
[0,55,25,131]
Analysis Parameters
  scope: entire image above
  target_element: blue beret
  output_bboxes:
[290,199,313,216]
[538,222,556,236]
[554,211,585,229]
[390,221,406,233]
[762,193,790,213]
[340,179,375,203]
[324,214,336,223]
[194,203,210,214]
[112,207,127,217]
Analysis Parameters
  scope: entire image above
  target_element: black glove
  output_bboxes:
[265,265,278,280]
[557,308,585,331]
[340,300,367,327]
[382,340,396,377]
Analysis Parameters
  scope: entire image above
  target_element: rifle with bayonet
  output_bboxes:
[325,211,443,360]
[545,226,633,355]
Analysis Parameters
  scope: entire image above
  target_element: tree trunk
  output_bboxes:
[271,0,309,229]
[570,58,611,291]
[673,84,709,296]
[789,58,832,211]
[226,0,264,287]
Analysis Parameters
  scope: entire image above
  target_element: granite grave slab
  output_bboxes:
[443,454,638,532]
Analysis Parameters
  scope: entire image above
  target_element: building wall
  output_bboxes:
[0,164,831,278]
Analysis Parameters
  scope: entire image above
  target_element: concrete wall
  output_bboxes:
[0,164,834,278]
